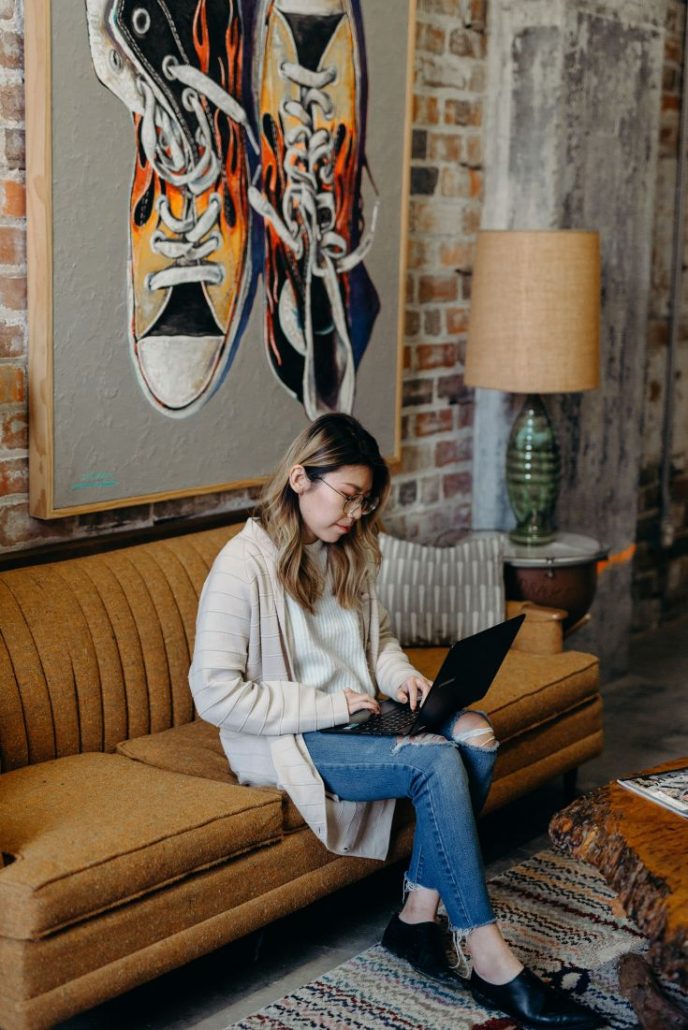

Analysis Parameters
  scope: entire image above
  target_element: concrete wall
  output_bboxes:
[635,0,688,627]
[473,0,667,678]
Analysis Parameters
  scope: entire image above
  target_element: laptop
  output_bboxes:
[320,614,525,737]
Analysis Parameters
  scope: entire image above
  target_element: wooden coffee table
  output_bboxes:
[549,758,688,989]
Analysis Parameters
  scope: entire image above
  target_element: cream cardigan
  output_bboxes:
[189,519,418,860]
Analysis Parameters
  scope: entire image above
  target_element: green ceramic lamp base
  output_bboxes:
[506,394,560,546]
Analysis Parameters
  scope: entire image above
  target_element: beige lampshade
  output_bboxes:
[465,230,601,394]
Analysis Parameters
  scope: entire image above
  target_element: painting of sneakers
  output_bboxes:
[27,0,412,516]
[85,0,256,417]
[250,0,380,419]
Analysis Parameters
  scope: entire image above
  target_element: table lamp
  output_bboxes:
[465,230,600,545]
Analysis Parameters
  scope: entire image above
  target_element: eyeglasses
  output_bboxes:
[312,476,378,517]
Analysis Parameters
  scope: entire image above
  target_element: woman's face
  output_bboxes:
[290,463,374,544]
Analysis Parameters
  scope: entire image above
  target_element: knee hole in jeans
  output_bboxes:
[451,712,497,750]
[392,733,453,753]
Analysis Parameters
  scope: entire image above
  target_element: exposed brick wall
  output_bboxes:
[0,0,486,553]
[0,0,28,551]
[634,0,688,627]
[386,0,485,544]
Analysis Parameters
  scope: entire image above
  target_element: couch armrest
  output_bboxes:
[506,599,568,655]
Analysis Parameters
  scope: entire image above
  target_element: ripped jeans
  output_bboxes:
[303,713,497,933]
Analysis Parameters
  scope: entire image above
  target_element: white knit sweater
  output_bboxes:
[189,519,418,860]
[285,540,376,701]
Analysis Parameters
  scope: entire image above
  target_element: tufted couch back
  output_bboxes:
[0,523,243,772]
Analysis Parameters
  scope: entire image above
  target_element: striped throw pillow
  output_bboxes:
[377,533,505,646]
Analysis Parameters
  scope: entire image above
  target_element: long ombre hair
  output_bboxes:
[257,414,391,612]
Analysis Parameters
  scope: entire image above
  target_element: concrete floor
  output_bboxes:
[58,614,688,1030]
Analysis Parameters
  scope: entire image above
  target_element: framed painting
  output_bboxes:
[26,0,415,518]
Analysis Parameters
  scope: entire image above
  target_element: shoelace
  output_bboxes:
[248,60,378,277]
[137,62,257,292]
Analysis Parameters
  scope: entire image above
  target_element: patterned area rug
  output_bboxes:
[230,849,687,1029]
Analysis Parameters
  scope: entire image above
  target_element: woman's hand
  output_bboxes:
[395,675,432,711]
[344,689,381,717]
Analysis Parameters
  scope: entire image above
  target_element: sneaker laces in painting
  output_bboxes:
[249,61,377,276]
[137,66,257,293]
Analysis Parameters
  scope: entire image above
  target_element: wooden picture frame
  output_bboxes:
[26,0,414,519]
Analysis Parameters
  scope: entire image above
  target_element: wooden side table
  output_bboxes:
[549,758,688,989]
[503,532,608,631]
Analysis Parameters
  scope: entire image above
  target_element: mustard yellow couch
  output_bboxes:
[0,523,603,1030]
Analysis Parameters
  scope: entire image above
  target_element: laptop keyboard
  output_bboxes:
[353,705,417,736]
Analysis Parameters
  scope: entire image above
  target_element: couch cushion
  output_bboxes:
[486,699,604,813]
[117,721,305,832]
[0,753,282,940]
[377,533,505,646]
[403,646,599,741]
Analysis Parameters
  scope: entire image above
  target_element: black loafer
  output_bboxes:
[381,914,464,986]
[470,967,604,1028]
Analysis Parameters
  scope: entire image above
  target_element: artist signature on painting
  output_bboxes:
[70,471,119,491]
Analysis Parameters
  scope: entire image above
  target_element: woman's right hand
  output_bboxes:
[344,689,381,717]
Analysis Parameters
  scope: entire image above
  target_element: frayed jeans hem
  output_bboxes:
[402,875,497,934]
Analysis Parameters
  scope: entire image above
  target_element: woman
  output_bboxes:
[189,414,600,1029]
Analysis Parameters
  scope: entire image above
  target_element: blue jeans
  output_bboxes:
[303,714,497,932]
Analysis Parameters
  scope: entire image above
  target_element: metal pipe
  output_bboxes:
[661,0,688,549]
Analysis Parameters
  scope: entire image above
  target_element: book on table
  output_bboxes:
[618,765,688,818]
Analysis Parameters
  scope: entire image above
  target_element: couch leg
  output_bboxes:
[563,768,578,803]
[251,928,265,963]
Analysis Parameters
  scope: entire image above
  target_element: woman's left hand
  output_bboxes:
[395,675,432,711]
